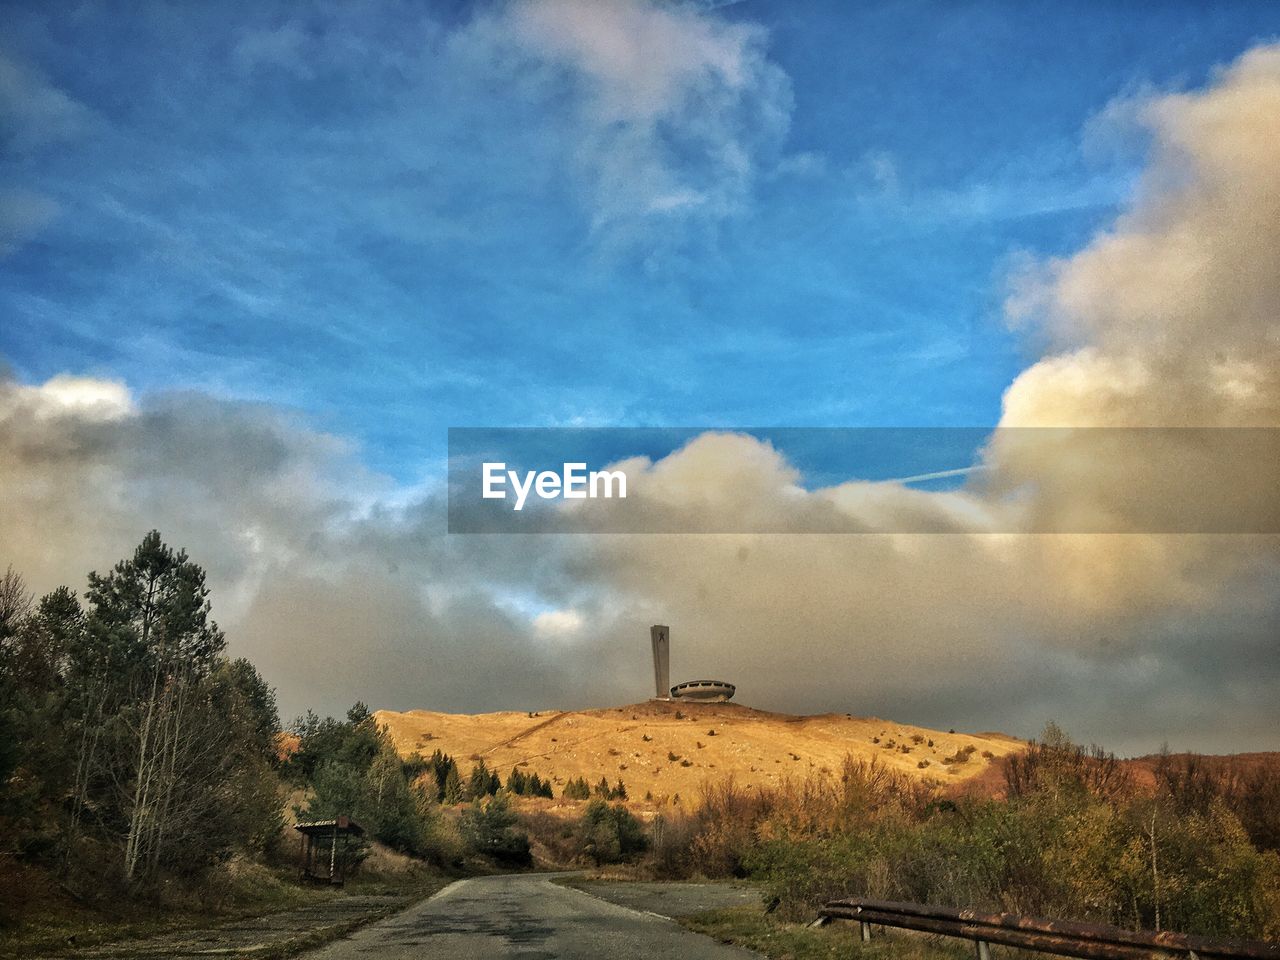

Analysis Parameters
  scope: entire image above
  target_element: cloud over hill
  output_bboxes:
[2,43,1278,755]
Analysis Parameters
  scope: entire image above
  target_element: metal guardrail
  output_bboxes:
[816,898,1280,960]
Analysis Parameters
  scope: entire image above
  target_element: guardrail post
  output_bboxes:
[975,940,991,960]
[860,921,872,942]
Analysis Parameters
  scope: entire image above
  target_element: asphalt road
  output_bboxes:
[300,874,763,959]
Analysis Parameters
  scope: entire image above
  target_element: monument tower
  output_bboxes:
[650,624,670,700]
[648,623,736,702]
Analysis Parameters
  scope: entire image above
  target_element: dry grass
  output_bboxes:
[0,848,448,958]
[680,905,973,960]
[375,700,1025,808]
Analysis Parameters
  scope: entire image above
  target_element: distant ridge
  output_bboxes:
[375,699,1028,802]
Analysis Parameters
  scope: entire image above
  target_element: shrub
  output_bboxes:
[1004,724,1130,802]
[1154,753,1280,854]
[648,811,696,878]
[576,799,648,865]
[665,733,1280,939]
[300,727,449,862]
[686,777,773,877]
[460,794,531,866]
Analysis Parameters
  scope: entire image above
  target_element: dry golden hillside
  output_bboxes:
[374,699,1026,803]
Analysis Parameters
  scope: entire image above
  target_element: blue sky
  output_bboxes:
[2,0,1277,484]
[3,2,1280,746]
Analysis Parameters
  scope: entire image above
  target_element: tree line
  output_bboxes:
[0,532,608,901]
[0,533,281,895]
[561,775,627,801]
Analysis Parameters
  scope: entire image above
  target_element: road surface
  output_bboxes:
[300,873,763,959]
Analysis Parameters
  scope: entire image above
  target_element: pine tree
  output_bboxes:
[508,767,527,795]
[612,779,627,801]
[526,772,547,797]
[84,531,227,883]
[1,579,81,845]
[468,759,490,800]
[428,750,457,802]
[443,764,464,804]
[594,775,611,798]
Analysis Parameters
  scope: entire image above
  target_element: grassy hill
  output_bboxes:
[374,699,1027,802]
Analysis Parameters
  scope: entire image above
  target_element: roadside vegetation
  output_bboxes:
[0,534,529,954]
[0,536,287,907]
[682,905,973,960]
[643,723,1280,939]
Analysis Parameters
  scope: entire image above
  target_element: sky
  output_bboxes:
[2,1,1278,755]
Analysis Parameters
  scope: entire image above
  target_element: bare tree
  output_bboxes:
[0,565,33,639]
[1005,722,1130,802]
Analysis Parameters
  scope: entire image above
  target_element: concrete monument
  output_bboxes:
[649,624,736,702]
[650,624,670,700]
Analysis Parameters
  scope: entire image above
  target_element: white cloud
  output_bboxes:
[452,0,793,249]
[1003,44,1280,424]
[2,43,1278,752]
[13,374,135,421]
[0,54,87,255]
[533,607,585,640]
[0,188,60,256]
[0,53,93,153]
[231,22,315,79]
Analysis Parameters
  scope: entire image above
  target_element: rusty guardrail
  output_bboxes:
[816,898,1280,960]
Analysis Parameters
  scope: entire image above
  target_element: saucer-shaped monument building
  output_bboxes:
[650,624,736,702]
